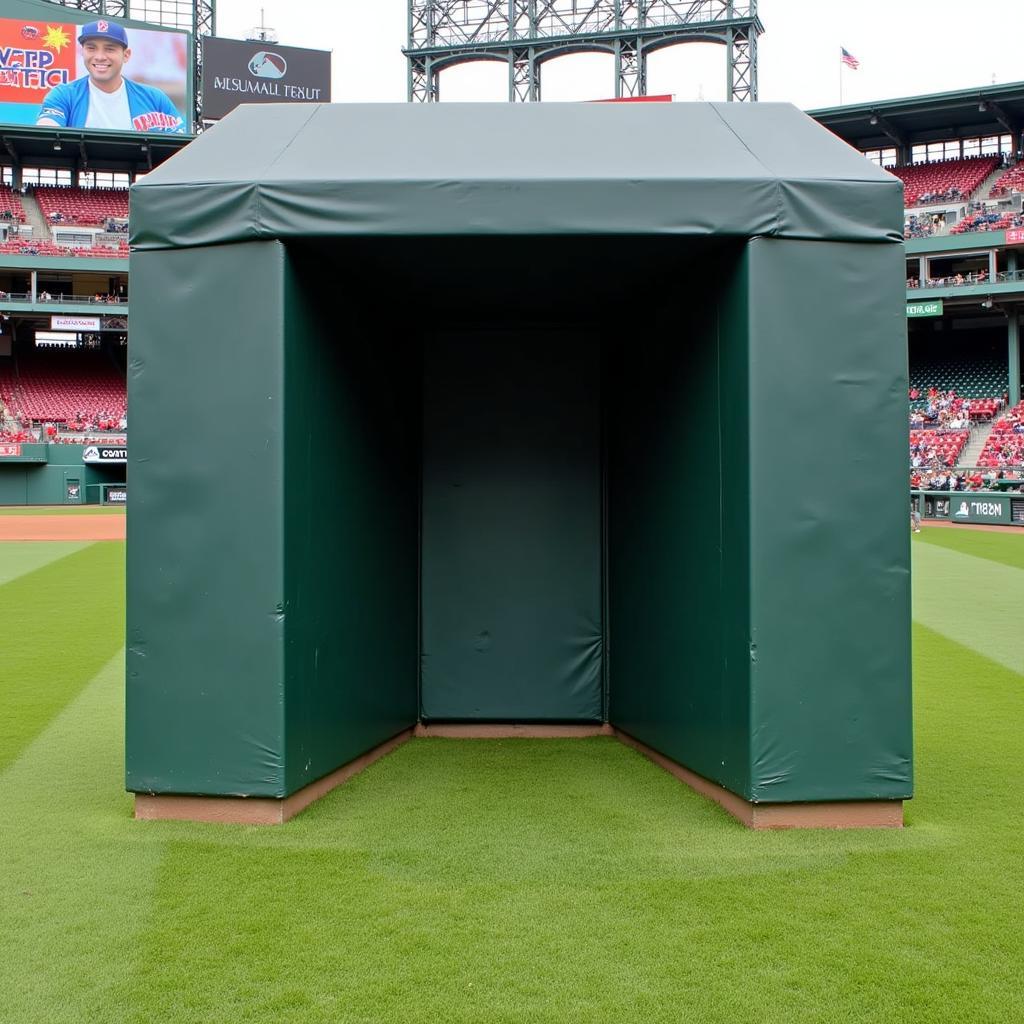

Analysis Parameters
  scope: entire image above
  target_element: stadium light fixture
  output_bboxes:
[978,100,989,112]
[869,114,878,125]
[52,141,61,152]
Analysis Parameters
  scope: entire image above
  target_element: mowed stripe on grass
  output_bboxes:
[2,623,1022,1024]
[917,524,1024,571]
[1,529,1023,1023]
[0,541,125,770]
[911,538,1024,675]
[0,541,90,587]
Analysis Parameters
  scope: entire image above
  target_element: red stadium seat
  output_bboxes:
[888,156,1000,207]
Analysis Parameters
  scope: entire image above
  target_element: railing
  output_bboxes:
[0,291,126,305]
[910,269,1024,289]
[35,294,126,304]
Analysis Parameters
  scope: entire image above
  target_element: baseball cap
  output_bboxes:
[77,20,129,47]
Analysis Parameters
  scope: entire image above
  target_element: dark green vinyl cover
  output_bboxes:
[420,332,602,722]
[127,102,911,805]
[131,102,902,250]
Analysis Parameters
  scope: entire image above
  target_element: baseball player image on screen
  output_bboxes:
[36,20,185,133]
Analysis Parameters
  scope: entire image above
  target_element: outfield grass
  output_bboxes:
[0,527,1022,1023]
[0,541,124,771]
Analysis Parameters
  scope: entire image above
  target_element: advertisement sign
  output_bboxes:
[83,445,127,464]
[201,36,330,121]
[907,300,943,318]
[0,442,21,456]
[0,15,188,132]
[1006,227,1024,246]
[950,496,1010,524]
[52,315,101,330]
[105,486,127,504]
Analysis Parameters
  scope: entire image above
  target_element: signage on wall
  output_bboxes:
[83,445,127,464]
[0,443,22,457]
[952,497,1010,523]
[52,315,101,330]
[201,36,331,121]
[106,487,127,504]
[907,300,943,318]
[1005,227,1024,246]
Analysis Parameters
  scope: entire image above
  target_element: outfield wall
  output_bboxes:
[912,489,1024,526]
[0,444,125,505]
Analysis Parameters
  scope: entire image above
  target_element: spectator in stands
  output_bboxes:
[35,21,185,134]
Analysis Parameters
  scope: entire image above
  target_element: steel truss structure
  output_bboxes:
[43,0,216,125]
[406,1,762,103]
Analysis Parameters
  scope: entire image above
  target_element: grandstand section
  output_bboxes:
[0,183,27,223]
[889,156,999,207]
[909,428,969,467]
[990,163,1024,198]
[809,82,1024,501]
[979,402,1024,467]
[35,186,130,227]
[0,344,126,427]
[0,110,187,505]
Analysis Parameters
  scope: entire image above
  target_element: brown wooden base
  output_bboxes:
[134,723,903,829]
[134,728,414,826]
[613,729,903,829]
[414,722,613,739]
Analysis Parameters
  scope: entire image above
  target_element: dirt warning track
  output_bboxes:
[0,515,126,542]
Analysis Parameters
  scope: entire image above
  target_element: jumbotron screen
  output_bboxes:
[0,14,189,133]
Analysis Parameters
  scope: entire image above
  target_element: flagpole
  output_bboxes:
[839,47,844,104]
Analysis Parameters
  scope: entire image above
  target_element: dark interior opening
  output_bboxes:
[286,236,744,729]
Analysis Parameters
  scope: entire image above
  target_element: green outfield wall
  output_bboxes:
[913,490,1024,526]
[0,444,124,505]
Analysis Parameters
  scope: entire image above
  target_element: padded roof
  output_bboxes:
[131,102,903,250]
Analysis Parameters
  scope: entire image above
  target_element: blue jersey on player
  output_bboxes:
[37,77,185,134]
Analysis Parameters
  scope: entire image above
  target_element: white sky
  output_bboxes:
[212,1,1023,110]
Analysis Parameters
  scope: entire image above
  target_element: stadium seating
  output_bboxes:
[978,402,1024,466]
[909,428,969,467]
[0,183,27,223]
[0,238,129,259]
[908,355,1007,400]
[964,397,1002,420]
[988,163,1024,198]
[51,434,126,445]
[0,429,33,442]
[888,156,1000,207]
[0,348,126,425]
[34,186,129,226]
[950,210,1024,235]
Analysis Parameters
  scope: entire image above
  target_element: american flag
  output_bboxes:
[841,47,860,70]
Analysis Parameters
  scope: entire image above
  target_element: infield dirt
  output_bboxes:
[0,515,126,542]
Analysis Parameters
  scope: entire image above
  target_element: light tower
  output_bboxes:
[405,1,763,104]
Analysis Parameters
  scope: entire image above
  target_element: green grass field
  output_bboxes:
[1,525,1021,1023]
